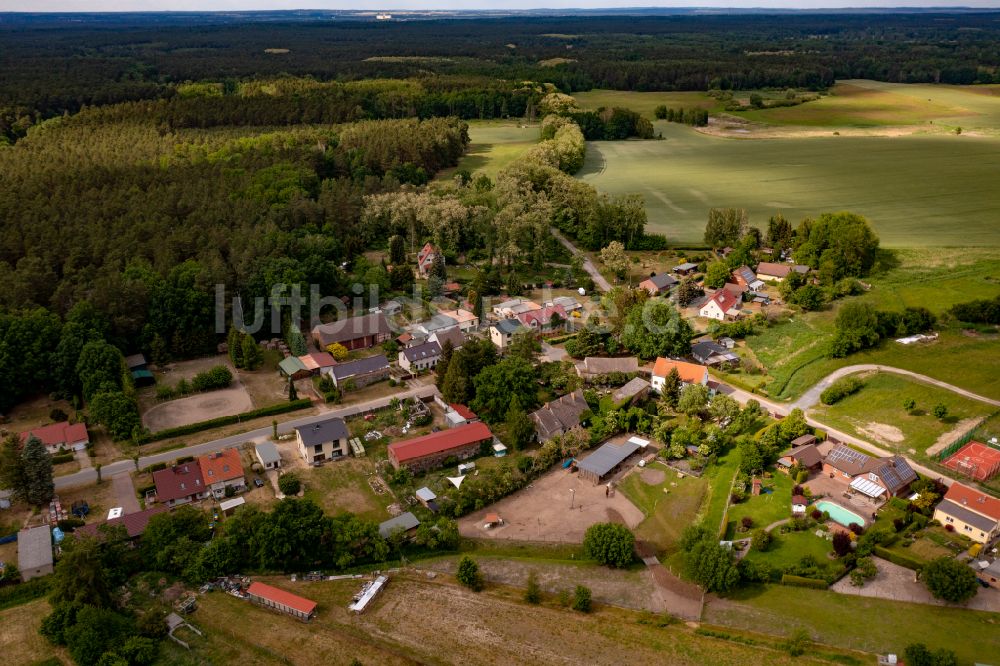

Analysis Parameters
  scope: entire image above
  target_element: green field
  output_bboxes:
[723,472,793,539]
[578,122,1000,247]
[574,89,720,117]
[809,372,997,458]
[441,121,539,180]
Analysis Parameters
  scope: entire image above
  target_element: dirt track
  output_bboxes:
[142,385,253,432]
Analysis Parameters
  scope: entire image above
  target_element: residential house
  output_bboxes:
[530,389,590,442]
[777,444,823,474]
[254,441,282,470]
[76,506,170,543]
[199,448,246,499]
[517,304,566,336]
[278,356,311,381]
[412,313,459,338]
[492,298,542,318]
[932,482,1000,545]
[153,461,209,507]
[575,356,640,380]
[378,511,421,539]
[417,242,440,277]
[612,377,651,406]
[490,318,525,351]
[330,355,390,389]
[387,422,494,473]
[296,417,350,464]
[755,262,809,283]
[429,326,464,351]
[311,312,392,351]
[639,272,679,296]
[299,351,337,377]
[673,262,699,276]
[650,358,709,393]
[20,421,89,454]
[822,445,918,498]
[699,288,743,321]
[731,266,765,293]
[691,340,739,367]
[17,526,53,581]
[399,340,442,373]
[247,582,317,622]
[440,308,479,333]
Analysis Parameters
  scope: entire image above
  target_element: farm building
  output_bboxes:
[255,441,282,470]
[638,272,678,296]
[445,403,479,428]
[20,421,89,454]
[575,356,640,380]
[650,358,708,393]
[75,505,169,542]
[415,487,438,510]
[199,448,246,499]
[295,417,350,464]
[387,422,493,473]
[673,262,698,275]
[932,482,1000,545]
[530,389,589,442]
[17,526,53,581]
[153,461,209,507]
[247,582,317,622]
[492,298,542,318]
[398,340,442,373]
[278,356,311,381]
[299,351,337,376]
[612,377,651,406]
[311,312,392,351]
[378,511,421,539]
[330,355,390,389]
[550,296,582,313]
[125,353,155,386]
[755,262,809,283]
[577,437,644,484]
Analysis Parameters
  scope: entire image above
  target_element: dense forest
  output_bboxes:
[3,12,1000,140]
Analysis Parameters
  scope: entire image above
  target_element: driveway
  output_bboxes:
[111,473,141,514]
[540,342,567,363]
[550,227,611,292]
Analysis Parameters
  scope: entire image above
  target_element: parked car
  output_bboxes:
[253,478,265,488]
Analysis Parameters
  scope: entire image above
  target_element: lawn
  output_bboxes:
[740,529,836,576]
[619,464,708,555]
[301,457,391,522]
[0,599,60,664]
[701,448,744,536]
[577,121,1000,247]
[723,471,793,539]
[809,372,997,459]
[437,121,539,181]
[705,584,1000,665]
[574,89,721,118]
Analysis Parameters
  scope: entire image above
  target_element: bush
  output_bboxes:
[49,408,68,422]
[191,365,233,392]
[750,528,771,552]
[582,523,635,568]
[740,516,753,530]
[922,556,978,603]
[0,576,51,611]
[456,556,484,591]
[136,400,311,443]
[57,518,85,532]
[51,453,75,464]
[832,531,853,557]
[783,629,811,657]
[524,572,541,604]
[932,404,948,420]
[780,574,828,590]
[572,585,592,612]
[277,473,301,495]
[820,376,864,405]
[810,509,822,521]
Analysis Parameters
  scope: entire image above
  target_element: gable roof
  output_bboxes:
[378,511,421,538]
[651,358,707,384]
[705,288,741,315]
[449,404,478,420]
[641,273,678,291]
[788,443,822,468]
[869,456,918,495]
[312,312,392,347]
[613,377,651,403]
[20,422,88,448]
[331,355,389,381]
[124,353,147,369]
[278,356,308,376]
[388,422,493,463]
[530,389,589,436]
[402,340,441,363]
[199,448,244,484]
[493,318,524,335]
[824,444,872,476]
[247,582,317,616]
[941,482,1000,522]
[153,462,205,502]
[295,417,349,446]
[733,266,757,284]
[691,340,726,359]
[441,309,477,325]
[756,262,792,278]
[299,352,336,371]
[255,441,281,465]
[517,304,565,327]
[552,296,582,310]
[17,526,53,571]
[580,356,640,375]
[673,262,698,272]
[430,326,464,350]
[76,505,170,540]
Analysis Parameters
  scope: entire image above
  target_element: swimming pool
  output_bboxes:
[814,500,865,528]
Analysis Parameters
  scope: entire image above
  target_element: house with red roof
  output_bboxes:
[76,505,170,542]
[516,304,567,336]
[650,359,708,394]
[152,461,209,507]
[247,582,317,622]
[699,288,744,321]
[20,422,89,453]
[933,482,1000,545]
[198,448,246,499]
[417,242,440,277]
[387,422,493,473]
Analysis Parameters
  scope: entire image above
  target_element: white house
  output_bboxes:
[650,358,709,393]
[398,340,442,373]
[699,288,743,321]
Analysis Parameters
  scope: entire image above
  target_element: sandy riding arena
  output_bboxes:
[142,386,254,432]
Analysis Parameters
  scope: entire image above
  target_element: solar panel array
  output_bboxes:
[826,445,870,468]
[876,457,916,492]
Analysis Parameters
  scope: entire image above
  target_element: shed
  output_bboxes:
[415,487,437,511]
[17,526,53,581]
[278,356,310,380]
[492,442,507,457]
[673,262,698,275]
[255,441,282,470]
[219,496,246,516]
[577,439,641,484]
[247,582,317,621]
[349,575,388,613]
[378,512,421,539]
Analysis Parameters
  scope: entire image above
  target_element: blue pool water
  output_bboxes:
[815,500,865,528]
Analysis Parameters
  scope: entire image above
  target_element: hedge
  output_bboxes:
[137,399,312,444]
[874,546,924,571]
[546,333,577,345]
[0,576,51,611]
[820,376,864,405]
[780,574,828,589]
[51,453,75,464]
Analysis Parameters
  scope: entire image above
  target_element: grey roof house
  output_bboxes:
[17,526,53,581]
[295,416,350,464]
[330,355,390,389]
[255,441,282,470]
[530,389,590,441]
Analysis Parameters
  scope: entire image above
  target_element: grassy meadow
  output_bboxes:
[578,122,1000,247]
[439,121,539,180]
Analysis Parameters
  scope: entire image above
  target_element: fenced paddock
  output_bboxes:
[941,441,1000,482]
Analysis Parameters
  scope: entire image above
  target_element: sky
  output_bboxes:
[3,0,999,11]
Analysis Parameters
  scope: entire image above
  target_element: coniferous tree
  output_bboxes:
[21,435,55,506]
[662,367,682,409]
[228,328,245,368]
[241,334,262,370]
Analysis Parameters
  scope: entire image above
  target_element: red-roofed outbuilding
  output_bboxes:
[247,582,317,621]
[387,422,493,473]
